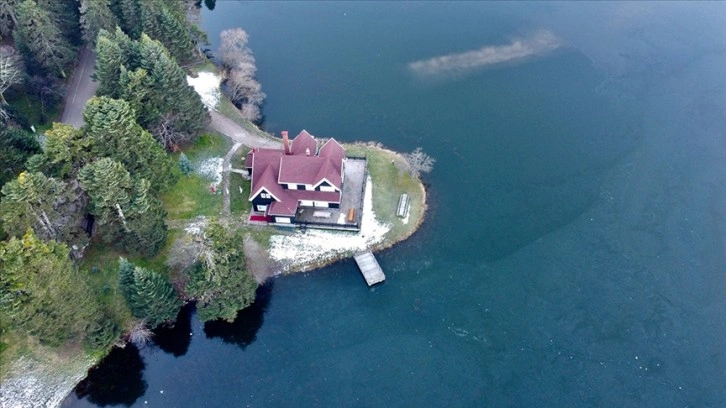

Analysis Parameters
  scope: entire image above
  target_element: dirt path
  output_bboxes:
[60,46,98,128]
[209,110,281,149]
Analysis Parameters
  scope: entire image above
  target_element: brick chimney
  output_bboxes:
[282,131,290,155]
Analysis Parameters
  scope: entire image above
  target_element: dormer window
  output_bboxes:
[261,192,271,199]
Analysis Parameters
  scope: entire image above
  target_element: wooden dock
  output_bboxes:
[354,251,385,286]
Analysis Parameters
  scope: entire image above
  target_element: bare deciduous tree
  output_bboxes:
[127,320,154,348]
[218,28,265,122]
[402,147,436,178]
[152,112,198,151]
[219,28,252,71]
[0,54,22,121]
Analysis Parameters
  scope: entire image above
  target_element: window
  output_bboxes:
[261,192,271,199]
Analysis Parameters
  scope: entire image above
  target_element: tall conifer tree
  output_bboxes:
[82,96,177,190]
[0,229,100,346]
[13,0,75,78]
[79,158,168,256]
[0,171,86,248]
[80,0,118,45]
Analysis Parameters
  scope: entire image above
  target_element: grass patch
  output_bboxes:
[345,144,426,242]
[161,174,223,220]
[189,60,217,75]
[231,144,250,169]
[230,173,252,215]
[243,225,277,252]
[162,132,230,220]
[184,132,232,162]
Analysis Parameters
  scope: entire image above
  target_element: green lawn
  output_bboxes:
[231,144,250,169]
[184,132,232,162]
[188,60,217,75]
[162,132,231,220]
[345,144,426,243]
[161,174,223,220]
[230,173,252,215]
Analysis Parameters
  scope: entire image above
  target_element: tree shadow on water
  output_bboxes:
[73,344,147,407]
[152,303,194,357]
[203,282,273,349]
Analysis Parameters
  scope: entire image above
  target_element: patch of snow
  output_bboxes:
[186,72,221,110]
[269,176,391,270]
[184,217,208,235]
[0,355,94,408]
[197,157,223,187]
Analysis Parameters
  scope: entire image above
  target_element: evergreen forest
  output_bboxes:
[0,0,258,365]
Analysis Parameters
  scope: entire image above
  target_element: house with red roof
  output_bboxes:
[245,130,365,228]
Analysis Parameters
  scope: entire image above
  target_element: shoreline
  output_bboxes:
[257,143,429,277]
[1,69,429,408]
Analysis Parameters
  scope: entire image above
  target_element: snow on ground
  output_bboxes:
[0,355,94,408]
[197,157,223,187]
[186,72,221,110]
[269,176,391,271]
[184,217,208,235]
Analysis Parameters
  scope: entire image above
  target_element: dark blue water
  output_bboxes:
[64,2,726,407]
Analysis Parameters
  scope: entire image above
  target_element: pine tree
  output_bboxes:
[136,1,195,64]
[37,0,82,46]
[93,31,124,97]
[82,96,177,190]
[0,229,100,347]
[0,171,86,249]
[93,30,206,149]
[85,312,122,349]
[178,153,192,177]
[78,158,133,230]
[124,181,168,257]
[136,34,207,141]
[0,0,19,41]
[117,66,154,124]
[118,259,181,328]
[80,0,118,44]
[186,219,258,322]
[118,257,136,300]
[115,0,140,38]
[156,5,194,64]
[79,158,168,256]
[13,0,76,78]
[0,126,40,186]
[43,122,94,175]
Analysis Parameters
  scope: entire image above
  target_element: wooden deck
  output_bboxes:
[354,251,385,286]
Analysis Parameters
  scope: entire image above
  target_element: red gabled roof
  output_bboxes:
[245,150,254,169]
[249,148,286,201]
[319,138,345,158]
[290,130,317,156]
[278,155,343,189]
[247,129,346,217]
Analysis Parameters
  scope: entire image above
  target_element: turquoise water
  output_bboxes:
[63,2,726,407]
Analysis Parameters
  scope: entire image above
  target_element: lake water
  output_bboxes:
[63,2,726,407]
